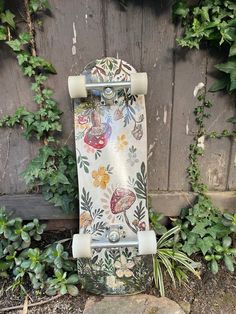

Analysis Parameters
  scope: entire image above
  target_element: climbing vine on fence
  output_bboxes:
[173,0,236,125]
[173,84,236,274]
[172,0,236,273]
[0,0,78,212]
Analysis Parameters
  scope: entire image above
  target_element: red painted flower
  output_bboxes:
[77,115,88,125]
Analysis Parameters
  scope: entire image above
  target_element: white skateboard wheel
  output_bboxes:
[68,75,87,98]
[72,233,92,258]
[130,72,148,95]
[137,230,157,255]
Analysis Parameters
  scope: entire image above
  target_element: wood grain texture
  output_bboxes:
[200,54,235,190]
[1,192,235,222]
[0,46,39,194]
[35,0,105,148]
[0,1,235,215]
[104,0,143,69]
[228,139,236,190]
[141,0,175,191]
[169,42,207,191]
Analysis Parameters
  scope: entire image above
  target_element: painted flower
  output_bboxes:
[84,143,95,154]
[80,211,92,228]
[127,146,139,167]
[75,114,89,130]
[132,124,143,140]
[117,134,128,151]
[138,221,146,231]
[114,255,135,278]
[106,275,124,289]
[92,166,110,189]
[114,108,123,121]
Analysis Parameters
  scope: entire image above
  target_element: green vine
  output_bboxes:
[173,0,236,117]
[0,0,78,212]
[174,84,236,274]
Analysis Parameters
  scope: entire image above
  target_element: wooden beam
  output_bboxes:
[1,192,236,223]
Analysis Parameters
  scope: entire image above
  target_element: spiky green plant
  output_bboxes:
[153,226,200,296]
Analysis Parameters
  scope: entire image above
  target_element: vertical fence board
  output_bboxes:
[228,140,236,190]
[104,0,143,69]
[169,45,207,191]
[0,2,235,201]
[200,55,235,191]
[141,0,175,191]
[0,47,38,194]
[35,0,105,148]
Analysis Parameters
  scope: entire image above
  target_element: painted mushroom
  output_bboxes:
[84,110,112,149]
[110,188,136,214]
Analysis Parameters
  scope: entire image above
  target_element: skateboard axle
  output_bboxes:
[90,239,138,250]
[86,81,130,90]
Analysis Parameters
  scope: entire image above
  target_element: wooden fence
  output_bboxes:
[0,0,235,228]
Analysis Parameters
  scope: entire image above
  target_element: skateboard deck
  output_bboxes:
[72,57,153,295]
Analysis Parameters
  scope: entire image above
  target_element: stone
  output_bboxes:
[82,294,185,314]
[178,301,191,314]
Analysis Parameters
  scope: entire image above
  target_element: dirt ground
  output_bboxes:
[0,233,236,314]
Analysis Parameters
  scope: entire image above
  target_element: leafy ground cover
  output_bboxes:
[0,231,235,314]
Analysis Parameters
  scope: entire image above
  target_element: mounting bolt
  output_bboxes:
[108,230,120,243]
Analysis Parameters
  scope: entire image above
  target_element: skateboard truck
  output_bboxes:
[68,72,148,99]
[72,227,157,259]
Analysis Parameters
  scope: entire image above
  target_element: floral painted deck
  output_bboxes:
[68,57,156,295]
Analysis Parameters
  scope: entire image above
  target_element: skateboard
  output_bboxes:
[68,57,156,295]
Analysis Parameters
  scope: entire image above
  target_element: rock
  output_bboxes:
[178,301,191,314]
[82,294,185,314]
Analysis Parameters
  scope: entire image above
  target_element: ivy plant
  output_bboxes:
[173,84,236,274]
[173,0,236,124]
[0,0,78,212]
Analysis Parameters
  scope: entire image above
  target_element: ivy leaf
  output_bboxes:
[19,32,32,44]
[1,10,15,28]
[17,53,29,66]
[229,70,236,91]
[0,25,6,40]
[227,116,236,124]
[196,236,214,255]
[173,0,189,20]
[215,58,236,74]
[6,39,21,52]
[42,61,57,74]
[0,0,4,13]
[229,41,236,57]
[209,77,229,92]
[23,66,35,77]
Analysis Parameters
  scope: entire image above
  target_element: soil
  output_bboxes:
[0,232,235,314]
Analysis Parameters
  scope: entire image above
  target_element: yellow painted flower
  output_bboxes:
[92,166,110,189]
[117,134,128,151]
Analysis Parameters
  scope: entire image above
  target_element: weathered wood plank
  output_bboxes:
[200,53,235,190]
[104,0,143,69]
[169,43,207,191]
[1,193,235,222]
[0,194,77,219]
[141,0,175,190]
[35,0,105,149]
[228,139,236,190]
[0,46,39,194]
[151,191,236,216]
